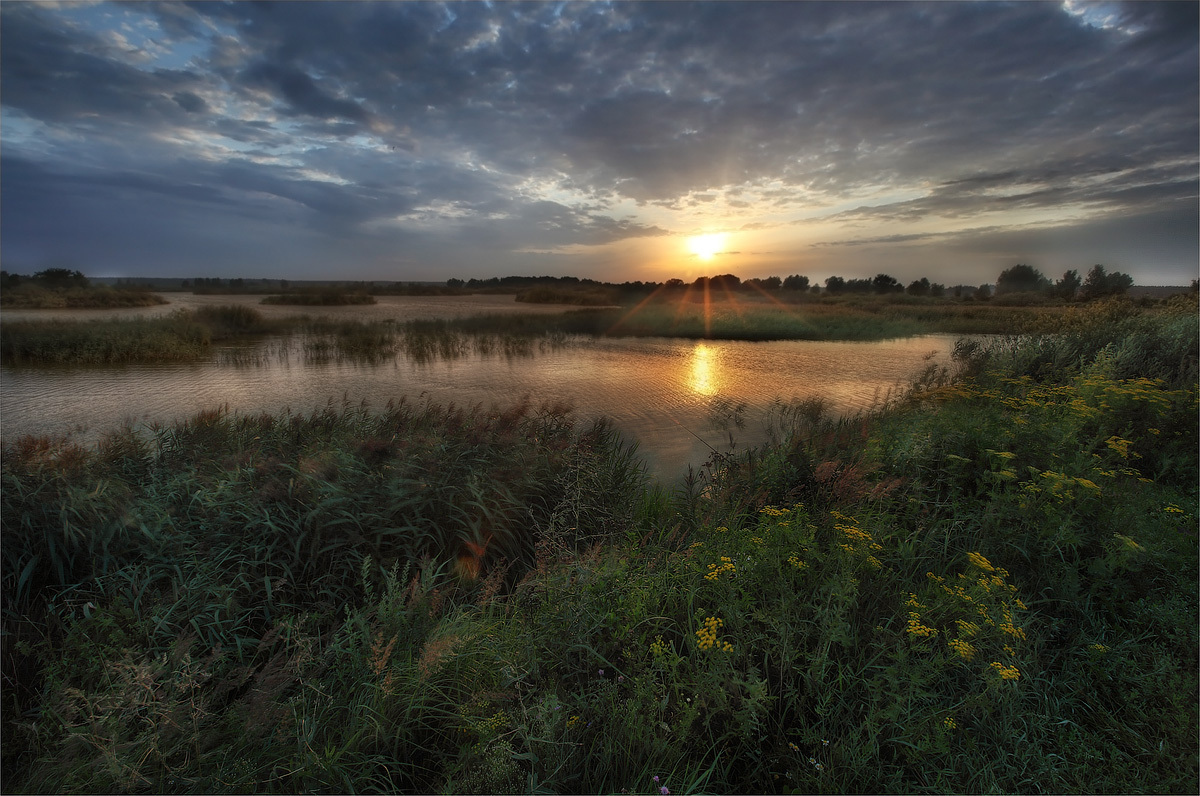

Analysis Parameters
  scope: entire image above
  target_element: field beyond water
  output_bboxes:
[0,293,1163,366]
[1,298,1197,793]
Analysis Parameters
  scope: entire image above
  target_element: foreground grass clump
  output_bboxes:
[2,305,1196,793]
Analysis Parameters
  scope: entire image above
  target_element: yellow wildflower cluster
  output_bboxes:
[787,554,808,572]
[1104,435,1136,459]
[696,616,732,652]
[1089,643,1108,654]
[948,638,977,660]
[650,635,670,657]
[481,711,509,733]
[955,619,981,637]
[905,593,939,639]
[1023,469,1103,503]
[1163,504,1185,515]
[942,716,958,730]
[966,552,994,572]
[1078,374,1174,413]
[750,535,765,545]
[915,557,1027,681]
[567,714,581,728]
[831,511,884,570]
[989,661,1021,681]
[705,556,736,581]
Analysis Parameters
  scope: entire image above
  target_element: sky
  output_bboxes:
[2,1,1197,286]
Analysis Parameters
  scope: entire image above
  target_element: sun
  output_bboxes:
[688,233,726,260]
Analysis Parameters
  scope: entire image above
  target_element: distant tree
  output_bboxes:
[281,279,290,289]
[0,271,20,289]
[930,283,946,297]
[995,264,1050,295]
[664,278,685,289]
[446,278,464,289]
[746,276,782,291]
[810,284,822,294]
[1053,269,1081,300]
[32,268,89,289]
[872,273,903,294]
[976,284,992,300]
[1191,278,1198,294]
[710,273,742,291]
[1081,264,1133,299]
[824,276,846,294]
[844,278,873,294]
[906,277,931,296]
[782,274,810,291]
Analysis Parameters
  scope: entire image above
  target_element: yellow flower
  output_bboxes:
[989,661,1021,680]
[696,616,725,651]
[943,716,958,730]
[966,552,995,572]
[1105,436,1134,459]
[948,638,977,660]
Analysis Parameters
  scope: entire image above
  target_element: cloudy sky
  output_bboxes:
[2,1,1197,286]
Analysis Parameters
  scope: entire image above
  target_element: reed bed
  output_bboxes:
[1,301,1196,794]
[0,285,168,309]
[0,314,212,365]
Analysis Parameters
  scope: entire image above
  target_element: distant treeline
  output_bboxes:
[449,263,1164,303]
[0,269,167,308]
[6,264,1191,307]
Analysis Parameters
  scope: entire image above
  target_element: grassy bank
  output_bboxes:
[2,300,1195,793]
[440,294,1169,341]
[6,295,1189,366]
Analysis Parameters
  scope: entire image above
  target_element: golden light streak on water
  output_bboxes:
[688,343,720,396]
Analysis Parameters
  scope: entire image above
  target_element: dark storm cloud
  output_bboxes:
[0,3,206,128]
[239,61,372,124]
[1,1,1195,279]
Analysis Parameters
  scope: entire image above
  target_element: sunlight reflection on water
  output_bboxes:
[0,333,968,480]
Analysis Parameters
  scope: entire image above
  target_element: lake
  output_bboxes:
[0,295,964,480]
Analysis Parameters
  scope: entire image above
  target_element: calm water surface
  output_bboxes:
[1,296,963,479]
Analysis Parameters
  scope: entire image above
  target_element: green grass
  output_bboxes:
[2,300,1197,794]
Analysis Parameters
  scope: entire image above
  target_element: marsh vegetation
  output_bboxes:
[0,269,167,309]
[2,297,1196,793]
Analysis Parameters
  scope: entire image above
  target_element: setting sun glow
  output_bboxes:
[688,233,726,260]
